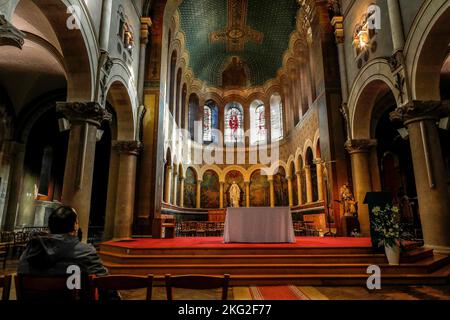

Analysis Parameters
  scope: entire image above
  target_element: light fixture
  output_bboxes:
[96,129,104,142]
[397,128,409,140]
[439,117,449,130]
[58,118,70,132]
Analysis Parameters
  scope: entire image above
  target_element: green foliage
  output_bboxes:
[372,205,403,247]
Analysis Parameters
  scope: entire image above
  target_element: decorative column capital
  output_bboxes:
[390,100,450,125]
[345,139,377,154]
[140,17,152,45]
[56,102,112,127]
[331,16,345,44]
[113,141,143,156]
[0,14,25,49]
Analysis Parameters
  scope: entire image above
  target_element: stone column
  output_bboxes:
[305,166,313,203]
[268,178,275,208]
[179,177,185,207]
[3,142,26,230]
[345,139,377,237]
[387,0,405,53]
[57,102,112,243]
[112,141,142,239]
[164,165,172,204]
[264,100,272,145]
[245,181,250,208]
[296,170,303,206]
[219,181,224,209]
[196,180,202,209]
[99,0,113,51]
[287,176,293,207]
[391,101,450,253]
[138,18,152,104]
[172,169,178,206]
[316,160,324,202]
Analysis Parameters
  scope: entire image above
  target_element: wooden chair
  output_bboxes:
[0,275,12,301]
[0,242,10,270]
[15,274,84,301]
[196,222,207,237]
[165,274,230,300]
[90,274,154,301]
[206,221,218,237]
[216,222,225,236]
[179,221,193,237]
[13,231,29,256]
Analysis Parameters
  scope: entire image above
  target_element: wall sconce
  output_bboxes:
[439,117,449,130]
[58,118,70,132]
[397,128,409,140]
[96,129,104,142]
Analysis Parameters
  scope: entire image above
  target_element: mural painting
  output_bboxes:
[184,167,197,208]
[274,167,289,206]
[290,162,298,206]
[250,170,270,207]
[201,170,220,208]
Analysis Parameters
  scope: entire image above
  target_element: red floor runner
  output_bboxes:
[104,237,371,248]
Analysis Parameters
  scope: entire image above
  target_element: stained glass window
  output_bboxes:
[250,101,266,145]
[224,102,244,144]
[203,105,212,142]
[271,93,284,142]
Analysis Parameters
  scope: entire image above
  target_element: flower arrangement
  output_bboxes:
[372,205,402,248]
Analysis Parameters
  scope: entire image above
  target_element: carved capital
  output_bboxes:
[0,14,25,49]
[345,139,377,154]
[140,17,152,44]
[56,102,112,127]
[331,16,344,44]
[113,141,143,156]
[390,100,450,125]
[387,50,404,72]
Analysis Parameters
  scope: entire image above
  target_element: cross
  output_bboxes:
[210,0,264,52]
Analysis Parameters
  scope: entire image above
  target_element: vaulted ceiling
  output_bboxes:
[177,0,299,87]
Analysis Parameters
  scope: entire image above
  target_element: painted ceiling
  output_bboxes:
[177,0,299,87]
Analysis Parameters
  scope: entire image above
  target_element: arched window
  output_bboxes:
[224,102,244,144]
[168,51,177,116]
[250,100,266,145]
[203,105,212,142]
[203,100,219,144]
[188,93,200,140]
[270,93,284,141]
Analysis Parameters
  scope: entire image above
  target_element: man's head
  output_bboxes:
[48,206,79,235]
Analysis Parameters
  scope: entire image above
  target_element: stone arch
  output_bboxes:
[302,139,314,161]
[198,165,223,180]
[222,165,247,182]
[105,79,136,141]
[405,0,450,100]
[12,0,97,101]
[348,59,399,140]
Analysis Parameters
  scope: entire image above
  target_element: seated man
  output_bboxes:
[17,206,117,300]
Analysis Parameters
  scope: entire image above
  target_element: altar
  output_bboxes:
[223,207,296,243]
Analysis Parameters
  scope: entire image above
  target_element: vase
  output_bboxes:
[384,243,400,265]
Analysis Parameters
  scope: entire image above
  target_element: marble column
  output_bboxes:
[305,166,313,203]
[57,102,112,243]
[269,178,275,208]
[196,180,202,209]
[245,181,250,208]
[172,170,178,206]
[179,177,185,207]
[387,0,405,53]
[296,170,303,206]
[287,176,293,207]
[112,141,142,239]
[264,100,272,145]
[164,165,172,204]
[391,101,450,253]
[345,139,377,237]
[219,181,224,209]
[3,142,26,230]
[316,160,324,202]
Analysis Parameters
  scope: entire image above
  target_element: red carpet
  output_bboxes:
[250,286,310,300]
[104,237,371,248]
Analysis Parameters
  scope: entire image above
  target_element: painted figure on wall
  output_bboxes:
[184,167,197,208]
[273,167,289,206]
[201,170,220,208]
[250,170,270,207]
[222,56,248,88]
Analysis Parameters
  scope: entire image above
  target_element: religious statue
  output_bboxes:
[229,181,241,208]
[339,184,357,217]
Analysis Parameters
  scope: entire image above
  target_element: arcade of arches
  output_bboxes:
[0,0,449,254]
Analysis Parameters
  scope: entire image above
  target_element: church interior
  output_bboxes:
[1,0,450,301]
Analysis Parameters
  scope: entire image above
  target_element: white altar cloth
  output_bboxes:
[223,207,296,243]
